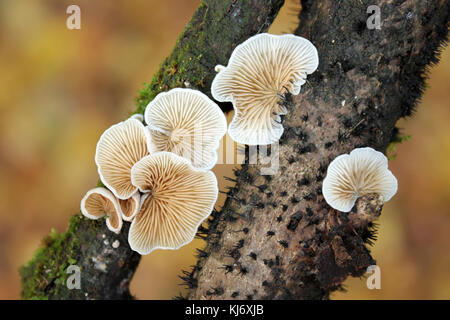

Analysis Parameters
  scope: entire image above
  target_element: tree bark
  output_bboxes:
[186,0,449,299]
[20,0,285,300]
[20,0,449,300]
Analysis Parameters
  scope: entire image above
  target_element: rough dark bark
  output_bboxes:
[20,216,141,299]
[20,0,285,300]
[20,0,449,300]
[186,0,449,299]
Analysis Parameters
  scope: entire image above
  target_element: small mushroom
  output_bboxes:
[211,33,319,145]
[80,187,123,234]
[129,113,144,122]
[322,147,398,212]
[144,88,227,170]
[129,152,218,255]
[95,118,150,199]
[118,192,141,222]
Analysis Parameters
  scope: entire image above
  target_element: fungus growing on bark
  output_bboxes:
[211,33,319,145]
[80,187,123,234]
[144,88,227,170]
[128,152,218,254]
[95,118,150,200]
[322,147,398,212]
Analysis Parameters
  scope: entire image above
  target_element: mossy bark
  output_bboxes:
[20,216,140,299]
[20,0,285,300]
[21,0,449,300]
[187,0,449,299]
[135,0,285,114]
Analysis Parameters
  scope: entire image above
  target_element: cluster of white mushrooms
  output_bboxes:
[81,90,226,255]
[80,33,398,256]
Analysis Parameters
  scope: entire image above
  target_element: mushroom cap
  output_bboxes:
[322,147,398,212]
[80,187,123,234]
[129,152,218,255]
[95,118,150,200]
[211,33,319,145]
[130,113,144,122]
[144,88,227,170]
[118,192,141,222]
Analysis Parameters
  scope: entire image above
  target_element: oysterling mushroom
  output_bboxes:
[80,187,123,234]
[118,192,141,222]
[144,88,227,170]
[322,147,398,212]
[129,113,144,122]
[211,33,319,145]
[129,152,218,255]
[95,118,150,200]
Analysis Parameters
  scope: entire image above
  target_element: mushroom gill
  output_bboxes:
[95,118,150,200]
[211,33,318,145]
[129,152,218,254]
[144,88,227,170]
[118,192,141,221]
[80,187,123,234]
[322,147,398,212]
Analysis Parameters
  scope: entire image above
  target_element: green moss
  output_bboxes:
[134,0,269,114]
[20,214,103,299]
[21,0,285,299]
[387,133,412,160]
[134,26,210,114]
[96,179,105,188]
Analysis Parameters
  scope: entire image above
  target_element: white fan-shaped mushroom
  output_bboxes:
[144,88,227,170]
[95,118,150,200]
[322,147,398,212]
[129,113,144,122]
[211,33,319,145]
[80,187,123,234]
[129,152,218,255]
[118,192,141,222]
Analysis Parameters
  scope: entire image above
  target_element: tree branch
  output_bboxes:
[20,0,449,300]
[186,0,449,299]
[20,0,285,299]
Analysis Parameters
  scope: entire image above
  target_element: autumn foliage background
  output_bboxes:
[0,0,449,299]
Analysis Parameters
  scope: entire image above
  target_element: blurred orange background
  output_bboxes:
[0,0,448,299]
